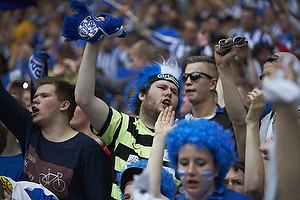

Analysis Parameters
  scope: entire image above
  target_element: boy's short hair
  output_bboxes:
[231,159,245,173]
[187,56,219,79]
[34,77,76,121]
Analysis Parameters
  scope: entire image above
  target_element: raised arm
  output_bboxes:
[271,57,300,199]
[75,40,110,132]
[276,101,300,199]
[146,106,175,199]
[244,89,266,200]
[62,2,126,132]
[214,38,247,160]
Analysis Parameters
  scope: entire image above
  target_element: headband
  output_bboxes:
[147,73,180,90]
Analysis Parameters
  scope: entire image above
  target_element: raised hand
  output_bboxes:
[214,37,238,67]
[62,0,126,42]
[154,106,175,137]
[246,89,266,124]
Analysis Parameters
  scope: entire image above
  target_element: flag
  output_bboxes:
[0,0,37,11]
[28,50,49,82]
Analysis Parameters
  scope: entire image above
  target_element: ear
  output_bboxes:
[139,92,145,101]
[209,78,218,91]
[60,100,70,111]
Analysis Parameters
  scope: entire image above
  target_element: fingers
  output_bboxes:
[155,106,175,134]
[247,89,265,105]
[214,37,236,57]
[158,106,174,123]
[259,139,272,160]
[162,106,174,124]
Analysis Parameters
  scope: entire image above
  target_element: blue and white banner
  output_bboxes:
[2,176,58,200]
[28,50,49,82]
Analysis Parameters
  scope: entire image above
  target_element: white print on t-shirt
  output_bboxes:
[24,145,73,199]
[127,154,139,165]
[39,168,66,192]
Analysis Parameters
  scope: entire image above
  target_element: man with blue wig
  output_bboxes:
[64,2,183,199]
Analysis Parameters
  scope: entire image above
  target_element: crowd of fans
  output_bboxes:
[0,0,300,199]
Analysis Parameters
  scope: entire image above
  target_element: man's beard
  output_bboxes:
[140,94,162,124]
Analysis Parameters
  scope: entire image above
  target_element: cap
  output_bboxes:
[120,167,143,194]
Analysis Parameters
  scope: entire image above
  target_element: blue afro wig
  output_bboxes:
[165,119,236,191]
[127,57,183,117]
[116,160,177,199]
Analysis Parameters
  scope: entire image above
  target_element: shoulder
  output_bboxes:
[72,132,102,150]
[212,107,232,128]
[223,189,254,200]
[75,133,109,159]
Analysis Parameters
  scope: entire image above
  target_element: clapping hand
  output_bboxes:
[154,106,175,137]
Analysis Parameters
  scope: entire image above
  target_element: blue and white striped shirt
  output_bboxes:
[228,26,273,49]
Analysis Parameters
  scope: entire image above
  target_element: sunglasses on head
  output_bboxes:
[182,72,213,83]
[218,36,248,50]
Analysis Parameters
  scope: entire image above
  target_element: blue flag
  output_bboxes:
[0,0,37,10]
[28,50,49,82]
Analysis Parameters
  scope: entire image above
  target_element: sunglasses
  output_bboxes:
[182,72,213,83]
[218,36,248,50]
[259,74,266,81]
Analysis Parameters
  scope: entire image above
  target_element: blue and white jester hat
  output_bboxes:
[62,0,126,43]
[128,57,183,117]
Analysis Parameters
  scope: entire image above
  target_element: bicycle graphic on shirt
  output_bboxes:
[39,168,66,192]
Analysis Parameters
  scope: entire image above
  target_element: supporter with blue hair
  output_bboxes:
[133,107,253,200]
[166,118,251,200]
[70,2,184,199]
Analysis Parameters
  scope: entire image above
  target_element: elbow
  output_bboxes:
[245,188,264,200]
[245,181,264,200]
[75,92,89,107]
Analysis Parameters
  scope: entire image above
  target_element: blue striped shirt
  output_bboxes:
[228,26,273,49]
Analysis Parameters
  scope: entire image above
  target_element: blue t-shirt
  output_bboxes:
[0,153,24,181]
[173,189,254,200]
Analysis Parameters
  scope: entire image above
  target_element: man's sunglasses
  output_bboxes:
[182,72,213,83]
[218,36,248,50]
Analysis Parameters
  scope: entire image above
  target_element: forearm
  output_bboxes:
[75,41,110,131]
[245,122,265,200]
[218,63,247,159]
[276,103,300,199]
[146,135,167,199]
[218,64,246,125]
[75,41,101,106]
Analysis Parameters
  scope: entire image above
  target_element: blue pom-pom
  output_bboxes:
[96,13,126,38]
[62,0,126,42]
[62,1,92,42]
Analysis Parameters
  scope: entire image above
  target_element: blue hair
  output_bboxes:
[165,119,236,194]
[116,160,177,199]
[127,58,183,117]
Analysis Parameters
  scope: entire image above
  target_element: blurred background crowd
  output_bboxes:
[0,0,299,111]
